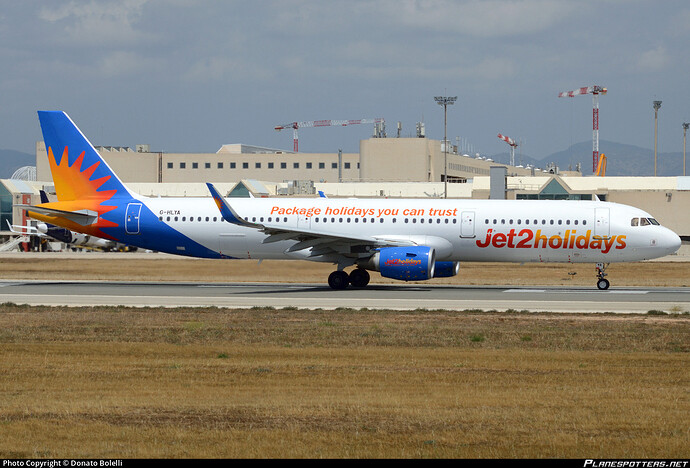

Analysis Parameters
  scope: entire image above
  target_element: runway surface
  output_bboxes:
[2,280,689,314]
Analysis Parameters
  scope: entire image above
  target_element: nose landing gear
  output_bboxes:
[596,263,610,290]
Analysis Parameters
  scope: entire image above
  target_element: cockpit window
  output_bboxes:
[632,217,660,226]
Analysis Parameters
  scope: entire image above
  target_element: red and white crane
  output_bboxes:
[274,118,384,152]
[558,85,607,173]
[497,133,518,167]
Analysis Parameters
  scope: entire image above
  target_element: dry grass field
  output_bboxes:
[0,254,688,458]
[0,305,688,459]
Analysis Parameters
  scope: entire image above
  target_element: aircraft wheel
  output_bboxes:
[597,278,610,290]
[328,270,349,290]
[349,268,370,288]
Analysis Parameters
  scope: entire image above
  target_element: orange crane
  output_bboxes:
[558,85,607,173]
[595,153,607,176]
[275,118,384,152]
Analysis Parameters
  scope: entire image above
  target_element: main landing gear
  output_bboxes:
[596,263,610,290]
[328,268,370,290]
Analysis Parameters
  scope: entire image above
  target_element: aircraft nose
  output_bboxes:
[663,228,682,255]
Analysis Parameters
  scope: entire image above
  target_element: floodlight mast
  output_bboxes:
[434,96,457,199]
[653,101,662,176]
[683,122,689,177]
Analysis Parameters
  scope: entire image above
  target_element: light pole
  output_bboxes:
[653,101,662,176]
[683,123,688,177]
[434,95,457,198]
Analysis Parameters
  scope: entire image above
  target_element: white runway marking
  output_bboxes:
[504,289,650,294]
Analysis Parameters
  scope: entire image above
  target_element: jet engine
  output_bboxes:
[433,261,460,277]
[357,246,436,281]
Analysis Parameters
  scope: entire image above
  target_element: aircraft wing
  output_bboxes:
[206,183,414,257]
[6,221,46,237]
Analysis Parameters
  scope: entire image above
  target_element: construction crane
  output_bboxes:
[497,133,518,167]
[558,85,607,173]
[274,118,385,152]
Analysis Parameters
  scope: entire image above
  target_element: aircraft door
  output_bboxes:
[125,203,143,234]
[594,208,610,238]
[460,211,475,238]
[297,214,312,230]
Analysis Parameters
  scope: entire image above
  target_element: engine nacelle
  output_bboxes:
[433,261,460,278]
[357,246,436,281]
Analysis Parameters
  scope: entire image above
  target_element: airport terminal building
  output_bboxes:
[0,134,688,250]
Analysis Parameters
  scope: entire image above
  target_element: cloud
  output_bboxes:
[636,46,670,72]
[38,0,153,47]
[386,0,578,37]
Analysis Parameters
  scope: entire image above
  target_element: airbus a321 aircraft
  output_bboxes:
[25,111,681,290]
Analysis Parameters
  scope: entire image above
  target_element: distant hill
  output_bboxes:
[489,140,686,176]
[0,149,35,179]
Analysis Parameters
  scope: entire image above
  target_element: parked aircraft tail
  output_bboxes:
[27,111,137,240]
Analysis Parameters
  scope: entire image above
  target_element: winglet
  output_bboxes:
[206,183,260,228]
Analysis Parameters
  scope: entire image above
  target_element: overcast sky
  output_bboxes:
[1,0,689,162]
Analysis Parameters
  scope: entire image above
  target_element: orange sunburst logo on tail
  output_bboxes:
[30,145,120,239]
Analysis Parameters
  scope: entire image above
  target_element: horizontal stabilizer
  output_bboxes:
[17,205,98,226]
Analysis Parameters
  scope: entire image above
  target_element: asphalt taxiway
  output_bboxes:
[2,280,688,314]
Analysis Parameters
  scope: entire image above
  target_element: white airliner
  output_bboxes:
[25,111,681,290]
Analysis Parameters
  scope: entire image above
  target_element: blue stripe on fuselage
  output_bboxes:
[100,200,231,259]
